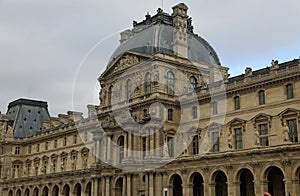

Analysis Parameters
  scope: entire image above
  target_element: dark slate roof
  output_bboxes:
[6,98,51,138]
[108,8,221,66]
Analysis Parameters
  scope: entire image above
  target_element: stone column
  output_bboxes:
[187,183,193,196]
[146,134,150,158]
[149,172,154,196]
[122,133,127,160]
[122,176,127,196]
[145,173,149,196]
[93,177,99,196]
[103,137,107,162]
[100,177,106,196]
[107,136,112,163]
[226,167,234,196]
[127,174,132,196]
[155,128,160,158]
[128,133,132,159]
[155,172,163,196]
[207,183,216,196]
[105,177,111,196]
[150,128,155,158]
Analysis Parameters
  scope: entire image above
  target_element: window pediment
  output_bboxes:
[251,113,271,124]
[227,118,246,127]
[278,108,300,118]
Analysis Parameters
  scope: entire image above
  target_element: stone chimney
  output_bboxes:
[172,3,189,58]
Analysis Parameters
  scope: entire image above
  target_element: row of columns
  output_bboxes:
[94,126,163,163]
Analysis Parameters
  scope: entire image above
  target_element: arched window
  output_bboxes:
[168,109,173,121]
[258,90,265,105]
[126,79,132,100]
[108,85,114,105]
[166,71,175,95]
[145,72,151,94]
[190,76,197,91]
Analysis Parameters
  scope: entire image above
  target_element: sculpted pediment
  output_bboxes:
[101,51,149,78]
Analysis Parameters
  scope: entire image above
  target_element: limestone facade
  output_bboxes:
[1,3,300,196]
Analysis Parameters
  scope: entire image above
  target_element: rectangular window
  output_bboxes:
[142,137,146,158]
[15,147,20,155]
[287,119,298,143]
[52,159,57,172]
[36,144,40,152]
[212,131,220,152]
[287,84,294,99]
[167,137,174,157]
[192,106,198,119]
[213,102,218,115]
[234,128,243,149]
[259,124,269,146]
[73,135,77,144]
[168,109,173,121]
[54,139,57,148]
[28,146,31,154]
[234,96,240,110]
[45,142,48,151]
[63,137,67,146]
[192,135,199,155]
[259,90,265,105]
[27,164,30,176]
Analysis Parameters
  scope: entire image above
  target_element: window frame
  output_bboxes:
[212,101,218,115]
[166,71,175,95]
[15,146,20,155]
[259,123,269,146]
[189,76,197,91]
[145,72,151,94]
[258,90,266,105]
[168,108,173,121]
[234,96,240,110]
[287,119,298,143]
[286,83,294,99]
[234,127,243,149]
[192,106,198,119]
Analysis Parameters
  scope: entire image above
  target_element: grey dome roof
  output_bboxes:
[108,10,221,66]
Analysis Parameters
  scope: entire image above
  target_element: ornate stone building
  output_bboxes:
[1,3,300,196]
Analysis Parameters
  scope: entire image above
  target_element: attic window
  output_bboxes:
[24,118,27,121]
[28,110,31,113]
[38,111,41,114]
[30,126,32,130]
[34,119,37,122]
[19,126,22,128]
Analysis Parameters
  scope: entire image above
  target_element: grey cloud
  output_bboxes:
[0,0,299,116]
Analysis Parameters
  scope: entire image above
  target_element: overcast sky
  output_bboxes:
[0,0,299,116]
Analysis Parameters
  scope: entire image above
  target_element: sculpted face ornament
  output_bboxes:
[73,22,227,171]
